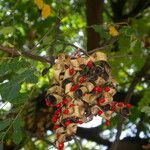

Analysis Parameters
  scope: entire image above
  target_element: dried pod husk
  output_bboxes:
[96,77,106,85]
[91,52,107,62]
[91,105,102,115]
[45,51,125,149]
[82,82,95,92]
[55,127,66,135]
[53,69,62,83]
[66,123,77,136]
[47,85,63,95]
[82,94,98,105]
[58,134,66,143]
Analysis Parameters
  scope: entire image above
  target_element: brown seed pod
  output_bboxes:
[45,51,131,149]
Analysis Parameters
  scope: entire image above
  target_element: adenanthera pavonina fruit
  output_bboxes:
[45,51,132,149]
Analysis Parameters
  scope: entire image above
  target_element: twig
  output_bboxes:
[73,135,83,150]
[0,102,8,110]
[62,42,89,57]
[30,28,52,52]
[0,45,51,64]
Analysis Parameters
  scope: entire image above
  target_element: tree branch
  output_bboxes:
[77,126,112,146]
[0,45,51,63]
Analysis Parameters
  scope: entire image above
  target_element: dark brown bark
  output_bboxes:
[86,0,104,51]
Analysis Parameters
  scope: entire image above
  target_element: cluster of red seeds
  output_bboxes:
[45,52,132,149]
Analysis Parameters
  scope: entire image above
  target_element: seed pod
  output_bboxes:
[45,51,128,149]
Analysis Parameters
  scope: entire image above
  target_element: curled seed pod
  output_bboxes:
[95,66,103,75]
[62,78,72,89]
[101,69,109,81]
[45,51,128,149]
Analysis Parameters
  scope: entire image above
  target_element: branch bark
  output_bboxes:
[0,45,51,63]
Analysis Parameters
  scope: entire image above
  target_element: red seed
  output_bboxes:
[117,102,124,107]
[87,60,93,68]
[69,104,75,107]
[55,103,61,108]
[63,109,69,114]
[69,68,75,75]
[64,121,70,126]
[70,85,78,91]
[58,143,64,149]
[93,86,102,92]
[79,76,85,83]
[105,120,110,126]
[51,116,58,123]
[111,105,115,111]
[77,120,83,124]
[103,87,110,92]
[99,98,106,104]
[53,125,59,130]
[54,110,61,115]
[97,110,103,115]
[126,103,133,108]
[62,99,69,105]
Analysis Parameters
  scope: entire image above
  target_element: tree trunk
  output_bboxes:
[86,0,104,51]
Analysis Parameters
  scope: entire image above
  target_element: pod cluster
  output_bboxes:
[45,52,131,149]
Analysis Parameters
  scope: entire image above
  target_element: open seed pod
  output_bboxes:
[45,51,131,150]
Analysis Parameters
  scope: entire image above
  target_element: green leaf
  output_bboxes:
[22,70,38,83]
[0,26,14,35]
[93,25,110,39]
[141,106,150,116]
[0,143,3,150]
[11,93,28,105]
[130,39,142,52]
[12,69,38,84]
[0,119,12,131]
[13,118,23,130]
[119,26,137,36]
[0,132,5,140]
[12,129,22,145]
[0,58,29,77]
[118,35,130,52]
[0,62,11,76]
[0,81,21,101]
